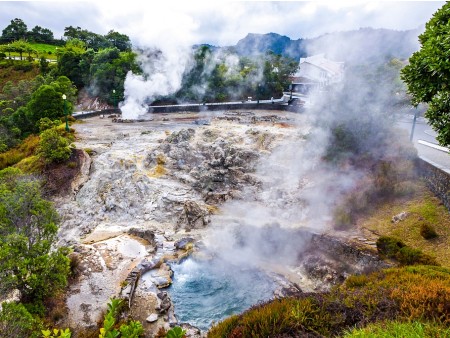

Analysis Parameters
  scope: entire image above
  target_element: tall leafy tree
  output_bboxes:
[29,25,54,43]
[401,2,450,147]
[57,40,86,87]
[25,76,75,133]
[1,18,27,42]
[9,39,35,60]
[87,48,140,104]
[105,30,131,52]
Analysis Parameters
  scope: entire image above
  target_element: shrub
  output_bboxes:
[209,266,450,337]
[0,173,71,306]
[343,320,450,337]
[165,327,186,338]
[14,155,43,174]
[396,246,438,266]
[98,299,143,338]
[376,236,405,257]
[38,117,61,132]
[345,274,369,288]
[420,222,438,240]
[333,207,354,230]
[376,236,439,266]
[38,128,72,163]
[0,301,42,338]
[0,135,40,170]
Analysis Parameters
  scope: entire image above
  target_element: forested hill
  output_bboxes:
[231,27,423,64]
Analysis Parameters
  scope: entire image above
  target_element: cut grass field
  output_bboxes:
[1,42,59,60]
[359,183,450,267]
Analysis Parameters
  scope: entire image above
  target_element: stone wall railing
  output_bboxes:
[74,103,302,119]
[415,157,450,211]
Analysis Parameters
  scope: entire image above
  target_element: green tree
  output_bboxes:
[57,49,84,88]
[26,85,66,131]
[29,25,54,43]
[9,39,34,60]
[0,169,70,306]
[105,30,131,52]
[401,2,450,147]
[1,18,28,42]
[25,77,75,133]
[87,48,139,104]
[0,302,42,338]
[38,128,72,163]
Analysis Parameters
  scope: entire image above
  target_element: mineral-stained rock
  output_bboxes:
[174,237,195,250]
[146,313,158,323]
[167,129,195,144]
[179,201,210,230]
[128,228,156,246]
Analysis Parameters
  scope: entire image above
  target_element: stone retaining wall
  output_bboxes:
[416,157,450,211]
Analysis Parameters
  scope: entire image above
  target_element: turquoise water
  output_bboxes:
[168,257,276,330]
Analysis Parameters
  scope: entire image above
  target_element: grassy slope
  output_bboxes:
[0,60,40,87]
[1,42,58,60]
[359,184,450,267]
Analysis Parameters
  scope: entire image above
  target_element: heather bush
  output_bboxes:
[420,222,438,240]
[208,266,450,337]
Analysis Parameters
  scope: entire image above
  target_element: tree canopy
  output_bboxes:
[0,168,70,306]
[1,18,28,42]
[401,2,450,147]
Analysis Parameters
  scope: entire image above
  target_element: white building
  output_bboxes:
[292,54,344,90]
[283,54,344,105]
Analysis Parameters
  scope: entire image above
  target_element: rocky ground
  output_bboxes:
[53,110,387,337]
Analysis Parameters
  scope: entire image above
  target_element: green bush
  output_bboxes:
[0,171,71,307]
[420,222,438,240]
[0,302,42,338]
[38,128,72,163]
[397,247,438,266]
[376,236,439,266]
[38,117,61,132]
[376,236,405,257]
[99,298,143,338]
[343,320,450,337]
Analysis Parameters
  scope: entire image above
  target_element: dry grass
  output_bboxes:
[0,60,40,88]
[0,135,40,170]
[359,183,450,267]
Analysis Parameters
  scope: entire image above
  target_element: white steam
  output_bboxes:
[120,45,192,119]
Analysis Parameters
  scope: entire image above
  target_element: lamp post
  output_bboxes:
[112,89,116,109]
[62,94,69,132]
[409,108,417,142]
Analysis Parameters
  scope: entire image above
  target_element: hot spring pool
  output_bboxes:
[168,257,277,330]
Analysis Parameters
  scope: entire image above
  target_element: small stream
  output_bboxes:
[168,256,277,330]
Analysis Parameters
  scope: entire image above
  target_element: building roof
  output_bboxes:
[294,54,344,78]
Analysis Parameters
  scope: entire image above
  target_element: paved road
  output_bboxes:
[396,114,450,173]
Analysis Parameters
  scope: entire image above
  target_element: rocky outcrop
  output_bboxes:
[146,129,261,207]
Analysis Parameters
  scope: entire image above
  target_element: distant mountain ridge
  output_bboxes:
[228,27,423,64]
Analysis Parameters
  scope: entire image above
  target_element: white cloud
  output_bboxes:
[0,1,445,45]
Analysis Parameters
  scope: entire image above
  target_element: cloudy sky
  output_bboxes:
[0,1,445,47]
